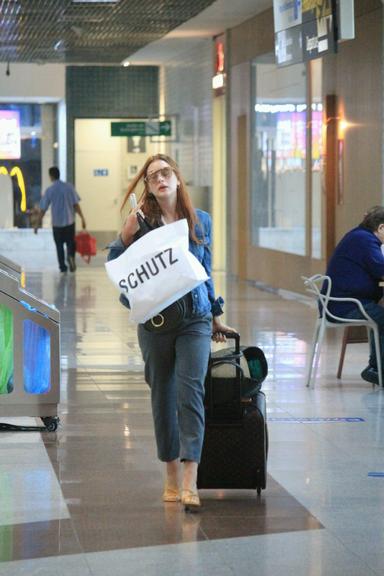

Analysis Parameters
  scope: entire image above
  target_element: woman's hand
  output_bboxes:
[120,210,140,247]
[211,317,238,343]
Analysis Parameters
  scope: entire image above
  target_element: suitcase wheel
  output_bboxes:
[41,416,60,432]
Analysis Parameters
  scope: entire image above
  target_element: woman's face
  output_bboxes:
[145,159,179,204]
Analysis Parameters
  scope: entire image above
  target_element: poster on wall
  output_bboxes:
[0,110,21,159]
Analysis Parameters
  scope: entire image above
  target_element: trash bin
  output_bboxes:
[0,254,21,278]
[0,264,60,431]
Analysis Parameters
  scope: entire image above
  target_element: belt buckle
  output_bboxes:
[151,314,165,328]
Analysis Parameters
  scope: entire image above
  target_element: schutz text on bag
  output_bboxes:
[105,219,208,323]
[119,248,178,293]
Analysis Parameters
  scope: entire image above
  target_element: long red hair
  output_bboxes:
[121,154,202,243]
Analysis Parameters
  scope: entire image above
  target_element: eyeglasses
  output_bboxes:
[144,166,173,184]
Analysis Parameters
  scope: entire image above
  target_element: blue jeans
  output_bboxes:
[137,314,212,463]
[345,301,384,370]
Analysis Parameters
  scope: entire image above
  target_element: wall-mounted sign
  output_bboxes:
[275,25,303,67]
[273,0,338,67]
[127,136,146,153]
[111,120,171,137]
[212,34,226,96]
[93,169,109,177]
[273,0,302,33]
[302,0,336,61]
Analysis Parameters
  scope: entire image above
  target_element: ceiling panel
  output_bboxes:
[0,0,217,64]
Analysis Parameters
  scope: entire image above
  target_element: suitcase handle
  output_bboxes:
[220,332,240,355]
[207,332,243,420]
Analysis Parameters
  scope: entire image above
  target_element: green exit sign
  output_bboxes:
[111,120,172,137]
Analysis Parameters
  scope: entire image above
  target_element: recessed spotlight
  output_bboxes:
[72,1,120,4]
[54,40,64,51]
[122,61,131,67]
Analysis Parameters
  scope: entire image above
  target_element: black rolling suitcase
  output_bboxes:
[197,333,268,494]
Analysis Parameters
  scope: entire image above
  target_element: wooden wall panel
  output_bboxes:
[332,5,382,242]
[230,9,274,67]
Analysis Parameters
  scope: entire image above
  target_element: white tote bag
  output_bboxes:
[105,219,208,323]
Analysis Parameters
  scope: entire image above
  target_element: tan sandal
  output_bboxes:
[181,489,201,512]
[162,485,180,502]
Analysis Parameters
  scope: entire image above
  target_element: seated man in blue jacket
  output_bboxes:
[326,206,384,385]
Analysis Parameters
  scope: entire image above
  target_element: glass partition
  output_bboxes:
[251,55,307,255]
[23,320,51,394]
[311,59,324,259]
[0,304,13,394]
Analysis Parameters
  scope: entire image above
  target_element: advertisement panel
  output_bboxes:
[302,0,337,61]
[0,110,21,160]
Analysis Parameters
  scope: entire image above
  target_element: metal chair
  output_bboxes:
[302,274,383,388]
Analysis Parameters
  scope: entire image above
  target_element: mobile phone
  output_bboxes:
[129,193,137,209]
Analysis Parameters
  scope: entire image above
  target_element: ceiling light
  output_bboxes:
[122,60,131,67]
[72,1,120,4]
[71,25,83,36]
[54,40,65,51]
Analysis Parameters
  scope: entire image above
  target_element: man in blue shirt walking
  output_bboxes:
[38,167,86,273]
[326,207,384,384]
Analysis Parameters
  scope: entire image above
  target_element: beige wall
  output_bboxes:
[74,119,157,242]
[228,1,383,294]
[230,62,250,278]
[0,63,65,101]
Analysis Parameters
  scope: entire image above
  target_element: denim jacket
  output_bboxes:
[107,208,224,318]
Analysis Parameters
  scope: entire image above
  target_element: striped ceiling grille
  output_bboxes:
[0,0,215,63]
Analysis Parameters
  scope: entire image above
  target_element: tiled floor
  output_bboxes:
[1,248,384,575]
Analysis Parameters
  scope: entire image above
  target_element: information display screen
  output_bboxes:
[0,110,21,159]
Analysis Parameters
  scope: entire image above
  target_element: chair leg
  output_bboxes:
[337,327,350,379]
[306,321,323,388]
[311,322,326,387]
[372,326,383,388]
[306,324,319,387]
